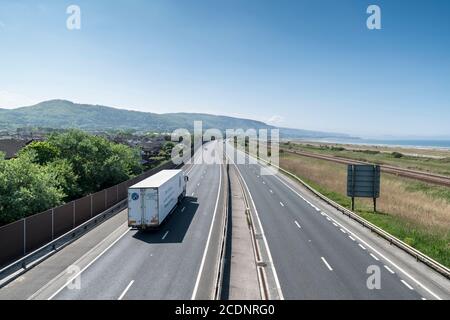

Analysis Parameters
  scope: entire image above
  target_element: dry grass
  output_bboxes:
[280,153,450,234]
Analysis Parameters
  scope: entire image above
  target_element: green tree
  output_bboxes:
[19,141,60,165]
[0,153,64,224]
[46,130,142,194]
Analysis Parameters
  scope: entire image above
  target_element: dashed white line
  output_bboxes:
[332,222,338,227]
[320,212,326,216]
[370,253,380,261]
[358,244,366,250]
[118,280,134,300]
[384,265,395,274]
[349,235,356,241]
[242,149,443,300]
[321,257,333,271]
[48,227,131,300]
[401,280,414,290]
[340,228,347,234]
[162,231,169,240]
[326,217,331,221]
[294,221,302,229]
[280,202,285,207]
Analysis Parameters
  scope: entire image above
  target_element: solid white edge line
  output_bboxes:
[118,280,134,300]
[191,161,222,300]
[228,150,285,300]
[48,227,130,300]
[321,257,333,271]
[241,148,442,300]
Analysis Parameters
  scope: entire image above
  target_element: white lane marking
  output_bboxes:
[181,207,186,212]
[280,202,285,207]
[48,228,130,300]
[332,222,338,227]
[401,280,414,290]
[370,253,380,261]
[349,235,356,241]
[162,231,169,240]
[237,147,443,300]
[321,257,333,271]
[320,212,326,216]
[191,163,222,300]
[229,154,284,300]
[340,228,347,234]
[315,208,321,212]
[294,221,302,229]
[359,244,366,250]
[118,280,134,300]
[326,217,331,221]
[384,265,395,274]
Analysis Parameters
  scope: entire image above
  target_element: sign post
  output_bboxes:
[347,165,380,212]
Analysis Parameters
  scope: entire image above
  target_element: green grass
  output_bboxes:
[404,181,450,203]
[283,169,450,268]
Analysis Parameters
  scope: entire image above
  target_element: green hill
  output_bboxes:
[0,100,351,138]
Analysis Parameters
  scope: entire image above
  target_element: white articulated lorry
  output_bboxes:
[128,169,188,229]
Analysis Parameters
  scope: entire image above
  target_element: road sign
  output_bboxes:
[347,164,380,212]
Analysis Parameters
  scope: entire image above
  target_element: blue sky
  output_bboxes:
[0,0,449,138]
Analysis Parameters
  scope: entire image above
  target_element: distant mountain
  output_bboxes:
[0,100,353,139]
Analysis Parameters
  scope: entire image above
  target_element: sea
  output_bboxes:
[298,138,450,150]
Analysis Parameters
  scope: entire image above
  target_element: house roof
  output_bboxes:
[0,139,29,159]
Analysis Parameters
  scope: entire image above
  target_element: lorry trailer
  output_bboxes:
[128,169,188,229]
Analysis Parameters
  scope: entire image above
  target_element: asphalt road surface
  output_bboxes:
[51,141,224,300]
[226,143,449,300]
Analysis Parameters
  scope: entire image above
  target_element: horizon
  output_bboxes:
[2,98,450,141]
[1,1,450,138]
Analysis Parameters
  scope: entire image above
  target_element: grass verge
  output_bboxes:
[279,155,450,268]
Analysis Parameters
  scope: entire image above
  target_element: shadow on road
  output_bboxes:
[132,196,199,244]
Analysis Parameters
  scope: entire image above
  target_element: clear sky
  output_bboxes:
[0,0,449,138]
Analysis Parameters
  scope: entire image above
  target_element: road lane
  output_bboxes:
[227,145,425,299]
[52,142,223,300]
